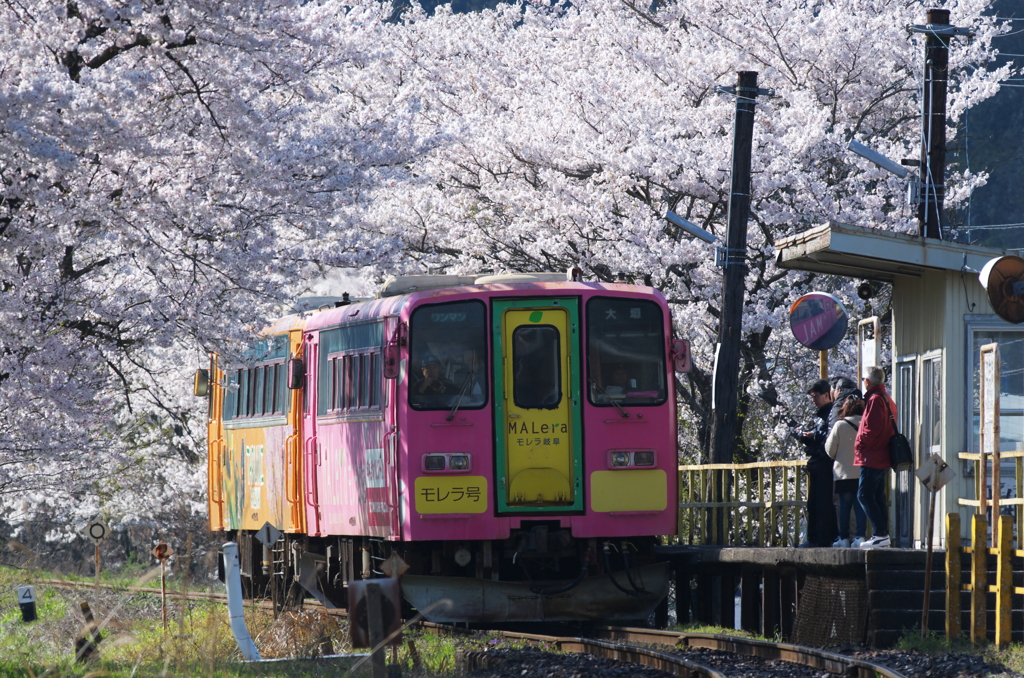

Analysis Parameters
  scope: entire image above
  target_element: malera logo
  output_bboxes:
[508,421,568,435]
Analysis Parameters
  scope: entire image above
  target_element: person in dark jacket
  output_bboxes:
[855,366,897,549]
[796,378,839,547]
[827,376,860,433]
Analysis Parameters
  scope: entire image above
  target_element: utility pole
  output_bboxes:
[708,71,771,470]
[911,8,971,239]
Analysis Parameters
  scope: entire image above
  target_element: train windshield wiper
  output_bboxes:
[589,380,629,418]
[446,370,475,421]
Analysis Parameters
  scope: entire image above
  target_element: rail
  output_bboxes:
[451,624,908,678]
[677,460,807,546]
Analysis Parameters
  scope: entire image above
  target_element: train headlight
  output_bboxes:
[633,450,655,466]
[424,455,446,471]
[610,451,631,467]
[448,455,470,471]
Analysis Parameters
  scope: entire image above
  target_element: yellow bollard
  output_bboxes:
[946,513,961,639]
[971,514,987,644]
[996,515,1013,646]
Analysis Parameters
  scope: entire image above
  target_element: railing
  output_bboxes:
[958,449,1024,545]
[946,512,1017,646]
[678,460,808,547]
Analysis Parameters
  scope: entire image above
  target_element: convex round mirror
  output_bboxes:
[789,292,848,351]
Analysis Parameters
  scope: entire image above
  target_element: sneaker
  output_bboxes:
[832,538,850,548]
[851,537,865,548]
[859,535,890,549]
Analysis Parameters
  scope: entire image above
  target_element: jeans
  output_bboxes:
[858,466,889,537]
[835,479,867,540]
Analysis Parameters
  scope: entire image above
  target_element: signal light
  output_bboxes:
[424,455,446,471]
[610,452,631,467]
[448,455,469,471]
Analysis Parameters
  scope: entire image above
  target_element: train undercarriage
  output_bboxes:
[224,523,669,623]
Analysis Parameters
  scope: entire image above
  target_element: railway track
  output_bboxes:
[36,578,230,603]
[450,626,908,678]
[37,577,907,677]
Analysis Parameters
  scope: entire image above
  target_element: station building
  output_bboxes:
[775,221,1017,548]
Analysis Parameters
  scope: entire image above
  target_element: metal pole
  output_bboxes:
[94,544,100,594]
[161,559,168,633]
[367,582,387,678]
[819,350,828,380]
[709,70,760,470]
[919,8,950,239]
[921,486,936,637]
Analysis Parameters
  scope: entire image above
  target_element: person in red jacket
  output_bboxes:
[855,365,898,549]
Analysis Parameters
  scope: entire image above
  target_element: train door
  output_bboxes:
[208,360,228,531]
[493,298,583,513]
[303,334,322,536]
[285,329,306,533]
[383,317,402,537]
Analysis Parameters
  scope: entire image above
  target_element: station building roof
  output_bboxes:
[774,221,1007,280]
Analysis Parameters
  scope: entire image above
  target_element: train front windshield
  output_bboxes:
[409,300,488,410]
[587,297,667,406]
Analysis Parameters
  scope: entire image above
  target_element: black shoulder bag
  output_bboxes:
[879,394,913,472]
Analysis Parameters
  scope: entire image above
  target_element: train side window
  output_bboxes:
[369,353,380,408]
[362,356,374,409]
[326,349,382,414]
[586,297,667,407]
[253,367,265,416]
[408,300,488,411]
[238,370,249,417]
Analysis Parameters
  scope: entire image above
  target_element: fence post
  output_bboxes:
[1017,457,1023,548]
[945,512,961,639]
[971,514,987,644]
[996,514,1012,646]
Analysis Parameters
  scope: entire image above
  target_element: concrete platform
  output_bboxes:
[656,545,948,647]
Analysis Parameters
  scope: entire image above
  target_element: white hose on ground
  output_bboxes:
[223,542,262,661]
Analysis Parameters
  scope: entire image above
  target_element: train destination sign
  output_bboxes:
[789,292,849,351]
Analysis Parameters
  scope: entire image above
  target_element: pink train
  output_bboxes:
[198,273,689,622]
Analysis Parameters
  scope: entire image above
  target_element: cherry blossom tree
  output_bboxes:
[362,0,1009,460]
[0,0,424,544]
[0,0,1013,555]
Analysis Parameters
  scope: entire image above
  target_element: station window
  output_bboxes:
[408,300,488,411]
[326,351,381,413]
[586,297,667,407]
[969,326,1024,455]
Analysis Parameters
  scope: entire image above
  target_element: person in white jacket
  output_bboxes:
[825,395,867,547]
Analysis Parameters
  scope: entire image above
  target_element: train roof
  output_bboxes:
[301,277,667,332]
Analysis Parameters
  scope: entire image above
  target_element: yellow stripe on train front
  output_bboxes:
[590,470,667,512]
[415,476,489,514]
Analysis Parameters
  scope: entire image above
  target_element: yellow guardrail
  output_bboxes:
[958,449,1024,543]
[677,460,808,546]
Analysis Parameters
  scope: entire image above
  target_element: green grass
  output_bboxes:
[2,564,550,677]
[0,564,374,677]
[672,621,768,641]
